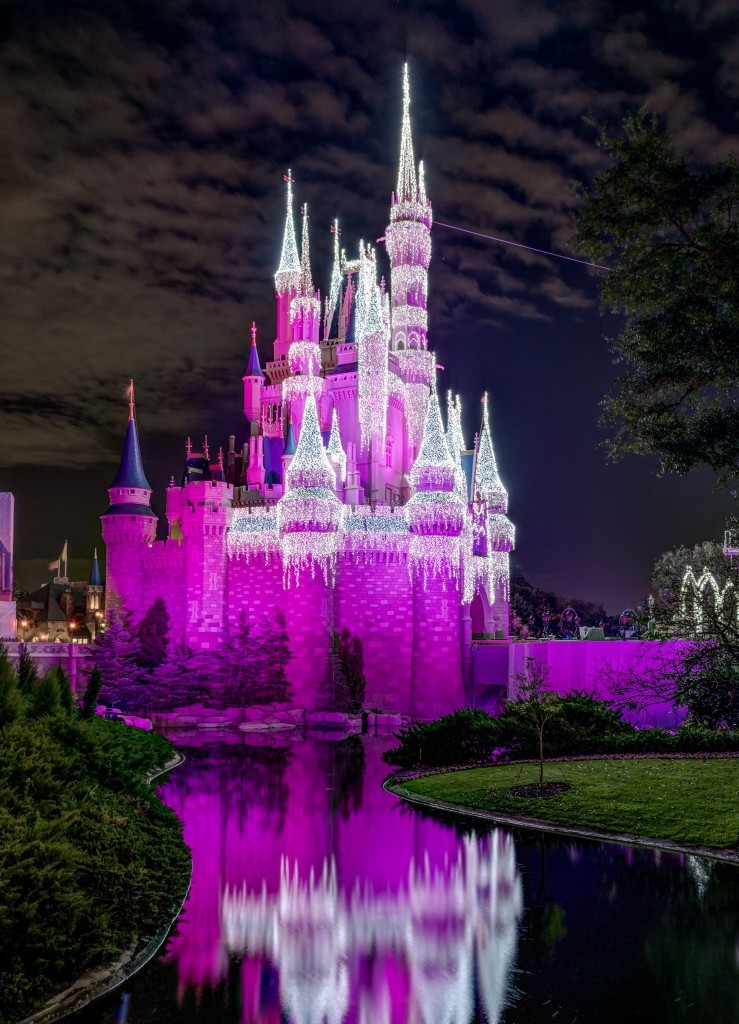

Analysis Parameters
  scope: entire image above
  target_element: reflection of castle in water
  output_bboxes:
[222,832,522,1024]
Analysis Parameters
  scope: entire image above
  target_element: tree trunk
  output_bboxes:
[539,729,544,784]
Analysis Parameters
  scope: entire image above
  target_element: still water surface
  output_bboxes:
[76,731,739,1024]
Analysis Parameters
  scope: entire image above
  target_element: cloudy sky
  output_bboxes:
[1,0,737,608]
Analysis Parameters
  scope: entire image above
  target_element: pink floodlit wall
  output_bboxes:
[508,638,691,728]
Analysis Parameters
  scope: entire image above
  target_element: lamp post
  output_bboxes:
[69,621,77,644]
[19,618,28,643]
[93,609,103,640]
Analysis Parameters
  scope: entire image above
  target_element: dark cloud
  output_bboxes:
[1,0,738,608]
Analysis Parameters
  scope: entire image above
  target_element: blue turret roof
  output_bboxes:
[284,419,297,456]
[110,417,152,491]
[90,549,102,586]
[245,336,265,378]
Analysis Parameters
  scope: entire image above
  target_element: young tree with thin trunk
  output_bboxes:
[513,658,562,785]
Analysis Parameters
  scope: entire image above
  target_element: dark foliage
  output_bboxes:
[16,645,38,695]
[81,666,102,719]
[573,109,739,479]
[382,690,739,768]
[0,650,189,1024]
[136,597,170,670]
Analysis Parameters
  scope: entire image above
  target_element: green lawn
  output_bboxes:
[400,758,739,849]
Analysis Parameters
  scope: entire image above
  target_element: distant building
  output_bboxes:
[0,493,16,638]
[17,550,105,643]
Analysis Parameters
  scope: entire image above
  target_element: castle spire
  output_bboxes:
[299,202,313,294]
[110,383,152,491]
[245,321,265,378]
[275,169,300,293]
[89,548,102,587]
[326,407,347,485]
[475,393,508,512]
[397,63,417,202]
[325,219,342,338]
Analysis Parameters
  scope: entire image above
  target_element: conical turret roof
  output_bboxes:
[245,322,265,378]
[110,410,151,491]
[90,548,102,586]
[275,170,300,292]
[475,394,508,512]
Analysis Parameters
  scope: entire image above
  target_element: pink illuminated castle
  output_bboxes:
[102,68,514,718]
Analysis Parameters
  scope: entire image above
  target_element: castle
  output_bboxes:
[102,68,514,719]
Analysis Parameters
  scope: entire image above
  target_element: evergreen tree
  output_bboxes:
[53,666,75,715]
[136,597,170,671]
[0,643,22,728]
[338,629,366,713]
[16,645,38,695]
[27,670,64,719]
[254,611,292,703]
[573,110,739,478]
[145,644,209,711]
[216,611,258,706]
[81,666,102,719]
[94,608,141,707]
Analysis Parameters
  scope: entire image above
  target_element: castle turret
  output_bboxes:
[275,170,301,359]
[406,386,466,716]
[326,408,346,494]
[243,321,265,430]
[385,65,432,356]
[324,220,342,340]
[85,547,104,632]
[473,393,514,635]
[101,381,157,614]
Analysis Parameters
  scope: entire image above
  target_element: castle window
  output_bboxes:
[385,435,393,469]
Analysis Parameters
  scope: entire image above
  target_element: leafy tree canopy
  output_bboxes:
[573,109,739,480]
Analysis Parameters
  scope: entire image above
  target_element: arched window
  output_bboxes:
[385,435,394,469]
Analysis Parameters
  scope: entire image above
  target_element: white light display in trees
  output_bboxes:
[326,408,347,485]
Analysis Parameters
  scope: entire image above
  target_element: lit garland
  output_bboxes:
[345,508,409,554]
[357,249,388,454]
[326,408,346,485]
[287,340,321,375]
[486,513,515,550]
[396,348,435,384]
[228,509,279,561]
[446,392,468,503]
[281,374,324,408]
[403,381,429,452]
[408,533,463,589]
[275,169,300,294]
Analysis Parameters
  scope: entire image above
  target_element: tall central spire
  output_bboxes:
[275,170,300,294]
[397,63,417,202]
[300,202,313,294]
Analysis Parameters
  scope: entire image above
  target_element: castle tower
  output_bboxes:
[326,408,347,495]
[385,65,432,355]
[101,381,157,616]
[277,389,343,703]
[385,65,434,458]
[406,387,466,716]
[356,249,389,500]
[274,170,301,360]
[472,394,514,636]
[243,321,265,432]
[85,548,104,636]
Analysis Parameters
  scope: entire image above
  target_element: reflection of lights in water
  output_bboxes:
[223,831,522,1024]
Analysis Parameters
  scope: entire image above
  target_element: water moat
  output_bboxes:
[75,732,739,1024]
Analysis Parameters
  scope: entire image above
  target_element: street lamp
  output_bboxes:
[69,621,77,644]
[19,618,28,643]
[93,609,103,640]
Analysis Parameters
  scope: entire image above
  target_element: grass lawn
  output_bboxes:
[400,758,739,849]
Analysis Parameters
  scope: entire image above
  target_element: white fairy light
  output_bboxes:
[357,250,388,453]
[287,340,321,375]
[410,386,455,490]
[474,393,508,512]
[325,219,342,338]
[281,374,324,408]
[275,170,300,294]
[326,408,346,484]
[403,382,429,452]
[228,509,280,561]
[396,63,417,202]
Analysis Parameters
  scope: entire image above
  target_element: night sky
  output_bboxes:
[1,0,738,610]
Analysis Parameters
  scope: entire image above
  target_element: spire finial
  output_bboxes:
[126,379,135,421]
[300,202,312,294]
[203,435,210,461]
[275,169,300,291]
[251,321,257,346]
[396,63,417,202]
[218,446,224,470]
[186,436,192,458]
